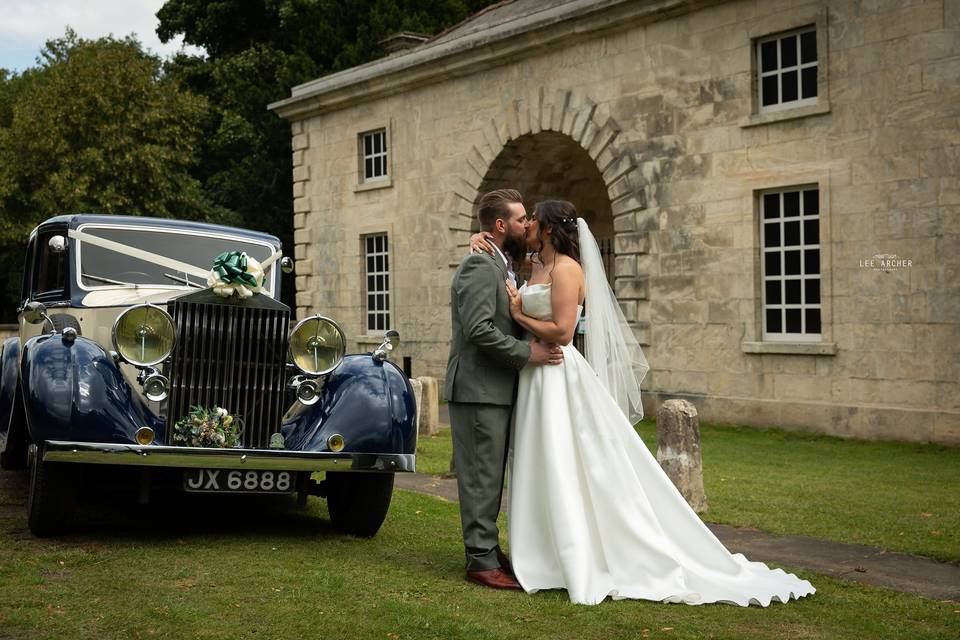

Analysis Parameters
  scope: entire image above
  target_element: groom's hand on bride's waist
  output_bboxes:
[529,339,564,365]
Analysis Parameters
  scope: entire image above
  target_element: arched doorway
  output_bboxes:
[474,131,615,284]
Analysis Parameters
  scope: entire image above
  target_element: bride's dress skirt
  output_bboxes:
[508,343,816,606]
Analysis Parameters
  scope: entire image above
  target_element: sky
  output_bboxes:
[0,0,204,72]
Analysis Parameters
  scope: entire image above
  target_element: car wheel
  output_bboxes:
[27,447,77,537]
[325,472,394,537]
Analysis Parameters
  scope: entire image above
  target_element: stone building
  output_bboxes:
[270,0,960,444]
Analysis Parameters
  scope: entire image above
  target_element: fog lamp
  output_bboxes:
[143,373,169,402]
[135,426,155,446]
[327,434,345,452]
[296,378,320,405]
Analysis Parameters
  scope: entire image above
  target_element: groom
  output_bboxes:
[444,188,563,590]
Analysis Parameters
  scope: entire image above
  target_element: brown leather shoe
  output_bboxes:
[466,568,522,590]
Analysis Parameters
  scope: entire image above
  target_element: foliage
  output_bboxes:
[156,0,491,309]
[172,405,242,447]
[417,421,960,562]
[0,31,227,319]
[0,489,956,639]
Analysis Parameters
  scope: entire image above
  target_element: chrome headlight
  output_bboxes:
[112,305,176,367]
[289,315,346,376]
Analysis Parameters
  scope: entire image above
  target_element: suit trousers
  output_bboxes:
[449,401,512,571]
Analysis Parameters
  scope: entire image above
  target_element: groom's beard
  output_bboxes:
[502,232,527,267]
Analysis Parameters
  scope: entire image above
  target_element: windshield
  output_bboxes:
[76,225,277,295]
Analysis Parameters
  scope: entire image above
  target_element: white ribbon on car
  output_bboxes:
[67,229,283,287]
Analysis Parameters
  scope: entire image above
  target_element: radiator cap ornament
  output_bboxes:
[269,433,285,449]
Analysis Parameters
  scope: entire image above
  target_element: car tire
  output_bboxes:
[325,472,394,537]
[49,314,82,335]
[27,447,76,537]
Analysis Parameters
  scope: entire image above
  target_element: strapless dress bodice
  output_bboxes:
[519,282,583,326]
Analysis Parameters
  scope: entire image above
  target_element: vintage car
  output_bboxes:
[0,215,417,537]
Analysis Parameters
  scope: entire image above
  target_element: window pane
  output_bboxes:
[783,191,800,217]
[383,254,389,270]
[805,249,820,274]
[800,30,817,63]
[376,314,384,331]
[367,275,375,291]
[368,316,376,332]
[801,66,817,99]
[766,308,782,333]
[368,294,375,309]
[376,274,384,291]
[784,221,801,246]
[782,70,799,102]
[383,274,389,290]
[761,40,778,72]
[385,293,390,309]
[804,219,819,245]
[806,308,821,333]
[763,193,780,219]
[366,236,374,252]
[367,256,375,272]
[764,222,781,248]
[780,35,798,68]
[364,135,372,156]
[365,158,373,179]
[765,252,781,276]
[375,255,384,272]
[762,75,778,106]
[805,278,820,304]
[786,308,802,333]
[784,250,801,275]
[765,280,782,304]
[785,279,801,304]
[803,189,819,215]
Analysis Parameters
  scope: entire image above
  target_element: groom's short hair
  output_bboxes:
[477,189,523,231]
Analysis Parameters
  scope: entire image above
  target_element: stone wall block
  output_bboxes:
[292,165,310,183]
[293,213,307,229]
[290,121,303,136]
[295,258,314,276]
[551,89,572,132]
[292,133,310,151]
[615,276,649,300]
[292,181,306,198]
[293,196,311,213]
[294,228,312,244]
[295,291,314,307]
[588,119,620,161]
[656,399,708,513]
[615,255,638,277]
[615,232,650,255]
[506,99,521,141]
[292,150,305,168]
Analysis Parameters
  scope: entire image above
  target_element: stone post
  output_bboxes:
[415,376,440,436]
[408,378,422,435]
[656,399,708,513]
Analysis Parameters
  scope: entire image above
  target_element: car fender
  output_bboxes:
[19,333,163,445]
[0,337,22,447]
[282,355,417,455]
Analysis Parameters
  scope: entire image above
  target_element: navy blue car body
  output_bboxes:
[2,215,416,537]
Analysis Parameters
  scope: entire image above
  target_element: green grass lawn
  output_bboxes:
[0,487,957,640]
[416,421,960,563]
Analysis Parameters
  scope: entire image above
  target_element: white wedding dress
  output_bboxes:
[508,282,816,606]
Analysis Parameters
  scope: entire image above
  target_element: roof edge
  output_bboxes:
[269,0,723,120]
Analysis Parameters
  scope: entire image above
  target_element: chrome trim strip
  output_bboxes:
[42,441,415,473]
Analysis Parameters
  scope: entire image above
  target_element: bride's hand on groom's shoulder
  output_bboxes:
[469,232,494,254]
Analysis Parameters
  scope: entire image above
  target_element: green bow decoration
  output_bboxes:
[212,251,258,287]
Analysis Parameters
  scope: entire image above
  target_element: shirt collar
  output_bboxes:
[488,240,511,272]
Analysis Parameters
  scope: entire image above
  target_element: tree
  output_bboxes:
[156,0,491,308]
[0,31,227,319]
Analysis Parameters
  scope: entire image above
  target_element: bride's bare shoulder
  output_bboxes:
[555,255,584,277]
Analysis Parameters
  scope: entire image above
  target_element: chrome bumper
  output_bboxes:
[42,441,415,473]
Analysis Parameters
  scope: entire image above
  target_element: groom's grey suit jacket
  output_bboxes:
[444,251,530,405]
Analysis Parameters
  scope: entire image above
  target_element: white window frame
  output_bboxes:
[757,26,818,114]
[759,185,822,343]
[363,232,391,334]
[359,128,388,183]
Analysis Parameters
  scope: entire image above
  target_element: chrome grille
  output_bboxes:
[166,294,290,449]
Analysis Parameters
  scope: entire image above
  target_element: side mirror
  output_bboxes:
[48,235,67,254]
[22,301,49,325]
[385,329,400,346]
[372,330,400,362]
[280,256,295,274]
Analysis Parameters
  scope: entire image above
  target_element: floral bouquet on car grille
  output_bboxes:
[172,406,242,448]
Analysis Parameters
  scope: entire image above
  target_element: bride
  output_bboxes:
[472,199,815,606]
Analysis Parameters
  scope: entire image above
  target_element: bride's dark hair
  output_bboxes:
[533,199,581,265]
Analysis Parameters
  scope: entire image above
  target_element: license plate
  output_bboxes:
[183,469,294,493]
